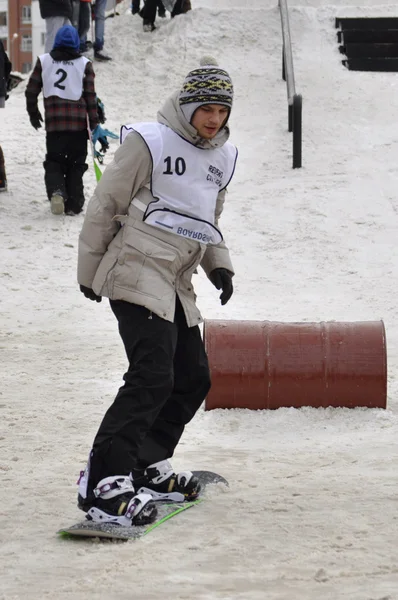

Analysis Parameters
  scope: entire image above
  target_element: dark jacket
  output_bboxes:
[25,47,99,132]
[39,0,73,19]
[0,41,12,98]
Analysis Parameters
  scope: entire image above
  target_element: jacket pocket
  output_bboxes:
[123,228,177,261]
[114,228,178,299]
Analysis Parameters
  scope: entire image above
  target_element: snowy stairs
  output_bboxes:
[336,17,398,71]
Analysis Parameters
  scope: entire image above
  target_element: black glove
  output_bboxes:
[80,285,102,302]
[209,268,233,306]
[30,111,43,130]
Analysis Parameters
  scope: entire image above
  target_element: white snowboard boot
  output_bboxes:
[78,471,157,527]
[133,460,201,502]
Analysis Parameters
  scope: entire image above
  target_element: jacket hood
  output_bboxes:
[50,48,82,61]
[157,90,231,150]
[53,25,80,52]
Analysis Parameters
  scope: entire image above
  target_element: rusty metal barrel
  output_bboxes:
[203,320,387,410]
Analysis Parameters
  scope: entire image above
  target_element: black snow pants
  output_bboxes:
[87,296,211,490]
[140,0,166,25]
[44,130,88,213]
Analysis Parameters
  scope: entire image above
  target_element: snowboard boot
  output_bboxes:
[94,50,112,61]
[133,460,201,502]
[78,474,157,527]
[50,191,65,215]
[143,20,156,32]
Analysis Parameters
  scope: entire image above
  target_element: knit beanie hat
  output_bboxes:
[53,25,80,52]
[179,56,234,124]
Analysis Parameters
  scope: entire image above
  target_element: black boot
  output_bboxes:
[94,49,112,61]
[143,19,156,31]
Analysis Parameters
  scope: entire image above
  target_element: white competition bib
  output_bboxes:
[40,54,89,101]
[121,122,238,245]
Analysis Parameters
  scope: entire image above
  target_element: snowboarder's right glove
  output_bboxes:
[80,285,102,303]
[209,268,234,306]
[30,110,43,130]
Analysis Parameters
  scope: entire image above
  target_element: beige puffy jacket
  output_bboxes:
[77,91,236,327]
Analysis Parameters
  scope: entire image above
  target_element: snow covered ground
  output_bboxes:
[1,0,398,598]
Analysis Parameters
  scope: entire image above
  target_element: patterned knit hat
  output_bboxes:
[179,56,234,124]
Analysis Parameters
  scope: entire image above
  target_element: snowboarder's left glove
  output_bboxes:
[209,268,233,306]
[92,125,118,155]
[80,285,102,303]
[30,110,43,130]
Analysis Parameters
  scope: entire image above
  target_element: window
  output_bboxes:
[22,62,32,74]
[22,6,32,24]
[0,12,7,26]
[21,35,32,52]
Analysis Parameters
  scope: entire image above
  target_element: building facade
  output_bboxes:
[8,0,33,73]
[0,0,7,50]
[1,0,45,74]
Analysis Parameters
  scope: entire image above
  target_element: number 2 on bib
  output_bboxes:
[54,68,67,90]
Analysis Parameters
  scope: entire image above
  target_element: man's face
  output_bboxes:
[191,104,230,139]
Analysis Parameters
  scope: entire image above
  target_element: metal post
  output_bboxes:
[10,33,18,68]
[292,94,302,168]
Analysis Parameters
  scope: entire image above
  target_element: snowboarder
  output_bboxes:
[133,0,166,18]
[0,40,11,192]
[39,0,74,53]
[76,56,237,526]
[25,25,100,215]
[171,0,192,16]
[73,0,92,52]
[139,0,187,31]
[88,0,112,61]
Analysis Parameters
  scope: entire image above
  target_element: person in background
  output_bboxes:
[25,25,100,215]
[134,0,166,19]
[0,40,11,192]
[75,57,237,526]
[72,0,80,28]
[87,0,112,61]
[170,0,191,17]
[132,0,140,14]
[39,0,73,53]
[77,0,92,52]
[139,0,189,32]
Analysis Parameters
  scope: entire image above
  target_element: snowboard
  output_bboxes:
[57,470,227,541]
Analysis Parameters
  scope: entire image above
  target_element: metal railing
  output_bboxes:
[279,0,302,168]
